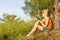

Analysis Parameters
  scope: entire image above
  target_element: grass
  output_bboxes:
[0,20,60,40]
[18,29,60,40]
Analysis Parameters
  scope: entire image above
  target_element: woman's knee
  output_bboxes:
[34,20,41,27]
[37,20,40,22]
[37,21,41,25]
[35,20,40,24]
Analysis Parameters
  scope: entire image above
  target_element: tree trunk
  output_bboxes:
[54,0,60,29]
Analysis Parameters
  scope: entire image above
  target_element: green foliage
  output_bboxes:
[0,13,60,40]
[0,13,35,40]
[23,0,54,20]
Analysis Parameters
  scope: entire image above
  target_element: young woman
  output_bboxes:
[26,9,53,37]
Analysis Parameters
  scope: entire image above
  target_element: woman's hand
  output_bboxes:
[39,21,45,27]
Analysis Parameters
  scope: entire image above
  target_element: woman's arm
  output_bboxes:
[39,19,45,27]
[39,18,49,27]
[40,21,45,27]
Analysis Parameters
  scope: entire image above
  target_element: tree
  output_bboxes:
[0,13,21,23]
[23,0,54,20]
[54,0,60,29]
[23,0,60,29]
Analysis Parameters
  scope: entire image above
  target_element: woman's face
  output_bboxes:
[42,10,48,17]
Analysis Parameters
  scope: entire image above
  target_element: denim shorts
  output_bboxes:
[42,27,52,32]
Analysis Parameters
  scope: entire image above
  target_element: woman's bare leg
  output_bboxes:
[26,21,43,37]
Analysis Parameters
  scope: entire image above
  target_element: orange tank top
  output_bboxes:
[47,18,53,28]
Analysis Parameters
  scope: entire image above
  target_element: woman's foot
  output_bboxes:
[26,34,35,40]
[26,34,30,37]
[26,33,34,38]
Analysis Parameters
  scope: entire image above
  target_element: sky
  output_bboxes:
[0,0,30,21]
